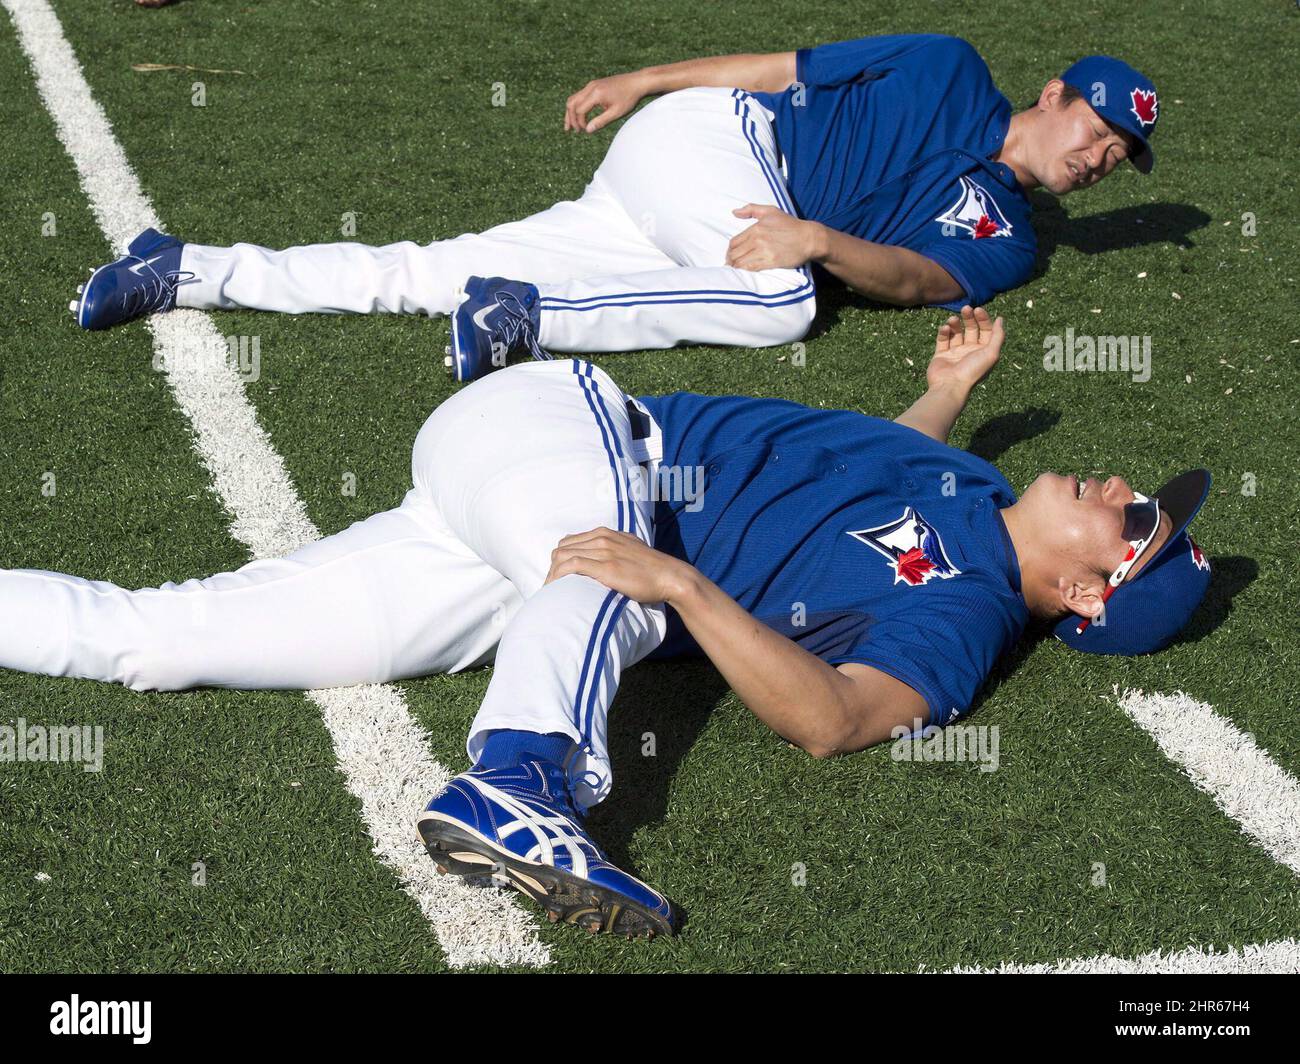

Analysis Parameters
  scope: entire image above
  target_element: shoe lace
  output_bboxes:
[121,261,197,318]
[493,290,552,363]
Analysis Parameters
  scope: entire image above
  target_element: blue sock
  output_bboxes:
[477,729,574,771]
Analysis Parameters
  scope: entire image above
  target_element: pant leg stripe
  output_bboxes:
[585,362,638,539]
[582,595,630,742]
[571,361,630,535]
[571,588,622,738]
[568,361,637,740]
[539,277,813,310]
[541,290,815,315]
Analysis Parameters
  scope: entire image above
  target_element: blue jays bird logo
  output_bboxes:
[935,176,1012,239]
[847,508,962,587]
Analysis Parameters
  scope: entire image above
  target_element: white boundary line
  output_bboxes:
[5,0,548,969]
[1114,687,1300,875]
[948,938,1300,974]
[946,688,1300,973]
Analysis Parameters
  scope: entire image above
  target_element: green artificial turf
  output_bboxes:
[0,0,1296,972]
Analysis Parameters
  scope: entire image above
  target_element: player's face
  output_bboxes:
[1022,472,1173,578]
[1037,97,1134,196]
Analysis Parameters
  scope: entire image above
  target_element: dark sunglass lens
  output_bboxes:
[1121,500,1159,542]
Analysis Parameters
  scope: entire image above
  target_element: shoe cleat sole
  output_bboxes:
[417,816,675,939]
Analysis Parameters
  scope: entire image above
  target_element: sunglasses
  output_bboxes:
[1074,492,1161,636]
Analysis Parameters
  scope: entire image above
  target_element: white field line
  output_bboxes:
[946,688,1300,974]
[947,938,1300,974]
[1114,687,1300,876]
[6,0,548,969]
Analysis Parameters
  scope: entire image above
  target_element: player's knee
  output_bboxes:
[760,293,816,347]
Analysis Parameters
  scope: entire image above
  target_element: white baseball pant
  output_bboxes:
[176,88,816,352]
[0,361,667,807]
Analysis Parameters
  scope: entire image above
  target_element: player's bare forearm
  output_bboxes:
[893,382,972,445]
[566,53,795,132]
[811,226,964,307]
[894,306,1006,444]
[666,569,869,755]
[637,52,796,95]
[547,527,919,757]
[666,569,924,756]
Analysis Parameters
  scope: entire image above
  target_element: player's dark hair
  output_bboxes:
[1024,82,1084,109]
[1057,83,1085,106]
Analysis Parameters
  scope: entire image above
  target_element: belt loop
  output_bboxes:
[624,397,663,467]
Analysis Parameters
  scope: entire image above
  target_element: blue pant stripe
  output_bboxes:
[568,361,636,741]
[540,277,813,310]
[582,595,630,742]
[571,589,621,737]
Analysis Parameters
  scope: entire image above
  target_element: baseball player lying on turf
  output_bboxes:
[72,36,1160,379]
[1,309,1210,938]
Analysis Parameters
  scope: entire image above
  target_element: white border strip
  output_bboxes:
[5,0,547,968]
[948,938,1300,974]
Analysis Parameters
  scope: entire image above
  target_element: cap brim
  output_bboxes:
[1129,468,1211,583]
[1130,140,1155,174]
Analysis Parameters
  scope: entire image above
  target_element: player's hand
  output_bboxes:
[546,527,693,604]
[726,205,823,271]
[926,305,1005,393]
[564,72,651,133]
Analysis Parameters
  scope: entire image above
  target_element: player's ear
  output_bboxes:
[1058,572,1106,621]
[1038,78,1067,112]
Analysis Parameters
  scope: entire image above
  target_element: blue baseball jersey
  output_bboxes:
[750,34,1037,310]
[638,391,1029,727]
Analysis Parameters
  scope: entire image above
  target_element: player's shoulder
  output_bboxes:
[913,34,990,70]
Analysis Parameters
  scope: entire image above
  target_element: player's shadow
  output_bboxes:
[1029,196,1212,277]
[584,660,726,873]
[1169,554,1258,647]
[964,407,1061,464]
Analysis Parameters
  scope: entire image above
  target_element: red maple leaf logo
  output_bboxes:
[1130,88,1158,128]
[1189,538,1210,572]
[973,214,999,239]
[896,547,936,586]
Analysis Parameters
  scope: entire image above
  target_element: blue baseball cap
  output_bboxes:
[1055,469,1212,655]
[1060,55,1159,174]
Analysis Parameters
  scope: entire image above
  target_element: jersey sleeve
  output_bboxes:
[796,33,961,89]
[826,581,1022,728]
[919,230,1037,310]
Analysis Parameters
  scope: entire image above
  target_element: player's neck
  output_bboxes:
[994,111,1040,191]
[999,501,1058,617]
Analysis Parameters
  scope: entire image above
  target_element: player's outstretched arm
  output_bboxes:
[565,52,796,133]
[547,528,928,757]
[894,306,1005,445]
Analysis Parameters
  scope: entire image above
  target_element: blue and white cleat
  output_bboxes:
[444,275,550,383]
[418,761,678,938]
[71,228,193,330]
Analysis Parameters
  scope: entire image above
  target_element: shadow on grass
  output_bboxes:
[967,407,1062,464]
[584,660,725,872]
[1172,554,1258,647]
[1030,196,1213,279]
